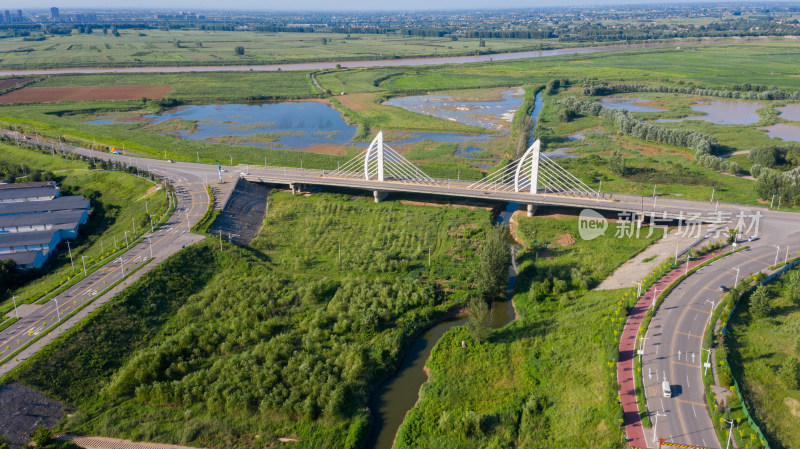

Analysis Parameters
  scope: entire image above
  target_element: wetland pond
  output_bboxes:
[777,103,800,122]
[760,123,800,142]
[656,99,763,125]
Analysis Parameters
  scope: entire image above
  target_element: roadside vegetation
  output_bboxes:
[724,267,800,449]
[0,142,169,315]
[7,191,494,448]
[395,213,659,448]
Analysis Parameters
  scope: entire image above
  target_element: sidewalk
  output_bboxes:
[617,249,724,448]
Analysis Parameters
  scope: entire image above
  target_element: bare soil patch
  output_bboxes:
[337,93,378,111]
[301,144,348,156]
[0,77,34,91]
[556,233,577,247]
[0,85,173,104]
[785,397,800,418]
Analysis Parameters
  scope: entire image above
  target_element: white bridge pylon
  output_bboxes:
[325,131,437,184]
[468,140,602,198]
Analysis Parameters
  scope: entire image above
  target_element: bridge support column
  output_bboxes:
[373,190,388,203]
[527,204,536,217]
[290,183,297,195]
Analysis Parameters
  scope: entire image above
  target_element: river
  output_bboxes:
[0,42,680,77]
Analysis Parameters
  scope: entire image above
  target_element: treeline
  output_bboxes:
[556,96,742,174]
[581,80,800,101]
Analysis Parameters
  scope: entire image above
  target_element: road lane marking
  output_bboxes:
[687,306,709,314]
[676,331,702,339]
[676,398,708,407]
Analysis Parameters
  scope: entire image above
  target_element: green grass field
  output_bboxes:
[0,29,555,70]
[395,213,658,448]
[8,191,493,449]
[726,267,800,449]
[0,143,169,315]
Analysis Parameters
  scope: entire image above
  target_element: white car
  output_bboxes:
[662,380,672,398]
[747,236,759,242]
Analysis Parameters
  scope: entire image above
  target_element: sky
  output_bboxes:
[21,0,746,11]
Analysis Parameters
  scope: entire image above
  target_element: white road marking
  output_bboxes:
[692,404,697,417]
[687,374,690,388]
[693,313,698,320]
[661,399,665,412]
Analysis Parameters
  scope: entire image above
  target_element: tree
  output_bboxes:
[234,46,245,56]
[749,146,780,168]
[778,356,800,389]
[749,285,771,319]
[786,270,800,304]
[31,426,52,446]
[466,297,491,344]
[478,39,486,47]
[0,435,9,449]
[475,225,510,302]
[609,151,627,176]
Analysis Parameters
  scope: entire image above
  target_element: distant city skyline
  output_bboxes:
[14,0,768,11]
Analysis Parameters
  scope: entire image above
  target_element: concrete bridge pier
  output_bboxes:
[373,190,388,203]
[290,183,298,195]
[527,204,536,217]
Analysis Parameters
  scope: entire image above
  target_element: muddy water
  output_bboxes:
[600,96,664,113]
[384,87,524,131]
[658,99,763,125]
[760,123,800,142]
[141,102,358,149]
[777,103,800,121]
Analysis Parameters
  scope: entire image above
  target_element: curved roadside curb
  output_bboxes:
[617,248,737,448]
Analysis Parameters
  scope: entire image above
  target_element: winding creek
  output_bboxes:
[366,94,542,449]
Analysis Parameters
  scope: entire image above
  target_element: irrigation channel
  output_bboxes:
[365,93,544,449]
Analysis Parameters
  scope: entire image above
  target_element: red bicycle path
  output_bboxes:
[617,250,725,448]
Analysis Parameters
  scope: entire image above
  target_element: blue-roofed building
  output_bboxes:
[0,182,91,269]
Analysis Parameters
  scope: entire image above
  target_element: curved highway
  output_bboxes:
[639,210,800,448]
[0,130,240,376]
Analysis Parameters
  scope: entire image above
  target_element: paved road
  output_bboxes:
[0,41,685,77]
[638,211,800,448]
[0,130,240,376]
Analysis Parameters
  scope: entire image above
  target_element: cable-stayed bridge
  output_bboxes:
[239,132,751,223]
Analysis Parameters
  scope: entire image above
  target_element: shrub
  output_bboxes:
[778,356,800,389]
[749,285,772,319]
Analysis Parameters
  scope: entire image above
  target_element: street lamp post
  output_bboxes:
[119,258,124,278]
[53,297,60,322]
[12,295,19,319]
[82,255,87,277]
[651,288,659,311]
[148,237,153,259]
[66,241,75,271]
[774,245,781,266]
[724,418,735,449]
[633,281,642,297]
[124,230,129,248]
[652,410,667,444]
[732,267,740,288]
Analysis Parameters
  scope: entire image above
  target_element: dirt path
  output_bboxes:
[596,225,715,291]
[59,436,204,449]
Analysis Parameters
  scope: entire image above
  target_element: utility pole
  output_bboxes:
[66,241,75,271]
[652,410,667,444]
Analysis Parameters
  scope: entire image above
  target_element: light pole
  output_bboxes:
[219,230,223,251]
[724,418,735,449]
[639,334,648,363]
[786,246,790,265]
[82,255,87,277]
[66,241,75,271]
[132,217,136,236]
[12,295,19,319]
[732,267,740,288]
[651,288,659,311]
[150,215,154,233]
[633,281,642,297]
[652,410,667,444]
[685,252,690,276]
[652,182,657,210]
[774,245,781,266]
[53,297,61,322]
[710,186,715,203]
[119,258,124,278]
[148,237,153,258]
[124,230,129,248]
[705,299,715,327]
[702,347,712,375]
